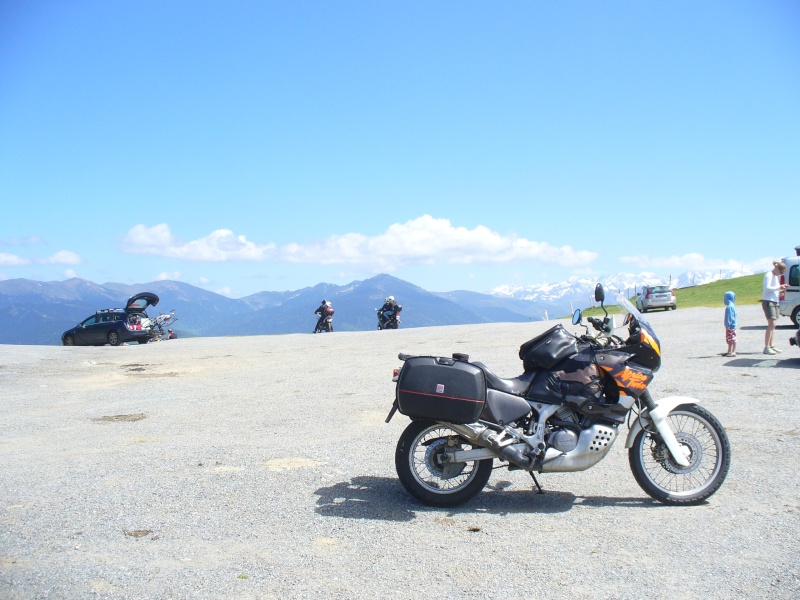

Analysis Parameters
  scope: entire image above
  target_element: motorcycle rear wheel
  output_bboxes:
[629,403,730,505]
[395,420,493,507]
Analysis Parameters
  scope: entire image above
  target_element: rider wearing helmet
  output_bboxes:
[314,299,334,333]
[378,296,398,328]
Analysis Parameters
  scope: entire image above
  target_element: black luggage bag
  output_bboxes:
[396,356,486,424]
[518,324,579,372]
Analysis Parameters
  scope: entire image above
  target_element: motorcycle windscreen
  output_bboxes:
[396,357,486,424]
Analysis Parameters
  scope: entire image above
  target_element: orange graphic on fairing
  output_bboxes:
[600,365,650,392]
[641,330,661,356]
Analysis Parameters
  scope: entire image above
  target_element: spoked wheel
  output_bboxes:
[395,420,493,507]
[108,331,121,346]
[629,403,730,505]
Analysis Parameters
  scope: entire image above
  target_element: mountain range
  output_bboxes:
[0,269,753,345]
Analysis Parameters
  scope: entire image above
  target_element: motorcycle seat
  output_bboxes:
[472,361,535,395]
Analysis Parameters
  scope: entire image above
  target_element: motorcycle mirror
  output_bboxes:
[594,283,605,303]
[572,309,582,325]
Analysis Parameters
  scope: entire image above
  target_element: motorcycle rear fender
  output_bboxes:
[625,395,697,467]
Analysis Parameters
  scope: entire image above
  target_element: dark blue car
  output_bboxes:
[61,292,160,346]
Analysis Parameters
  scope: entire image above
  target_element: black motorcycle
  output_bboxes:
[377,305,402,330]
[313,304,334,333]
[385,284,730,507]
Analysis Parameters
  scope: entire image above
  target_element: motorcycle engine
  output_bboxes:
[548,428,579,453]
[547,406,580,453]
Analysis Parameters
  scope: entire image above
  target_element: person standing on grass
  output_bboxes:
[762,260,787,355]
[723,291,737,357]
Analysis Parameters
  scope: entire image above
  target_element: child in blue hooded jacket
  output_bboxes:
[724,291,737,357]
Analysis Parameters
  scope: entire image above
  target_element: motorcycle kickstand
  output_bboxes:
[529,472,544,494]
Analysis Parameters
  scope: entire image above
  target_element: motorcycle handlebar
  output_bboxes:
[587,316,603,330]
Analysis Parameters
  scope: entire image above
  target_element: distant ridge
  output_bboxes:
[0,269,756,345]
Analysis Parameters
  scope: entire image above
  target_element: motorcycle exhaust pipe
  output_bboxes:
[448,423,537,471]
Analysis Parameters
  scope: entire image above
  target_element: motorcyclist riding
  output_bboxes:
[377,296,398,328]
[314,300,334,333]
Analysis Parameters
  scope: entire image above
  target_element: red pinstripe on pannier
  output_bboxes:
[396,356,486,424]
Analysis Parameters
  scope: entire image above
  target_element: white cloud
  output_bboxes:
[157,271,182,281]
[40,250,81,265]
[123,224,276,261]
[619,253,758,272]
[0,252,30,266]
[0,235,45,247]
[64,269,77,278]
[1,249,81,267]
[122,217,598,269]
[281,215,598,268]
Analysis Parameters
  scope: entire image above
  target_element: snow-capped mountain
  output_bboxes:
[489,269,756,306]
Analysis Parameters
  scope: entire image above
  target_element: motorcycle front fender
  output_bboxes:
[625,395,698,467]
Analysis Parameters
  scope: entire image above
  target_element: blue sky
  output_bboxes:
[1,1,798,298]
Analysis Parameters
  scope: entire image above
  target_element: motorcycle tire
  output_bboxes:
[395,420,493,507]
[629,403,730,505]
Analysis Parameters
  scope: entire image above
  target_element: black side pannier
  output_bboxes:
[518,324,578,372]
[396,356,486,424]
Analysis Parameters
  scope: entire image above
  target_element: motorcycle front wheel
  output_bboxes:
[395,420,493,507]
[629,403,730,505]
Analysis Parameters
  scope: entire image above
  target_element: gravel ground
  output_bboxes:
[1,305,798,599]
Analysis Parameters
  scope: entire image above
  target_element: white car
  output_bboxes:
[635,285,677,313]
[779,249,800,326]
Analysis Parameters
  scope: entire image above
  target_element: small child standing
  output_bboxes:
[723,291,737,357]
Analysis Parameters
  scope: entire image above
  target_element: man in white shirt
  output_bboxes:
[762,260,787,355]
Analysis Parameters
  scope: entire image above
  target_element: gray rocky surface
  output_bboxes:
[1,305,798,598]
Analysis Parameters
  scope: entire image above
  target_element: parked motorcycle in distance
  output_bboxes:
[377,305,402,330]
[385,283,731,507]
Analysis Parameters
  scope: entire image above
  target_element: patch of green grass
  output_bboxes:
[674,273,762,308]
[573,273,762,317]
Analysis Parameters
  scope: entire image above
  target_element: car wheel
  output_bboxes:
[108,331,121,346]
[791,306,800,328]
[63,335,74,346]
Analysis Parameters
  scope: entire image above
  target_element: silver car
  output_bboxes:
[635,285,676,313]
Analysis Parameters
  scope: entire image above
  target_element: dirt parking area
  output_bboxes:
[1,305,798,598]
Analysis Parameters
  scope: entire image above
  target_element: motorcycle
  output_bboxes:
[385,284,730,507]
[377,305,402,330]
[314,309,334,333]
